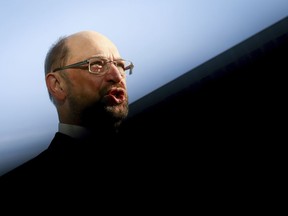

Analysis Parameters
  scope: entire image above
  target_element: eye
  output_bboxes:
[89,59,107,72]
[116,61,125,70]
[90,59,105,67]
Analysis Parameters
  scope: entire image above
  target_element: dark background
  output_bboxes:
[116,18,287,195]
[120,16,287,153]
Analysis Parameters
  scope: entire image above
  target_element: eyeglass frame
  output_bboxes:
[52,56,134,75]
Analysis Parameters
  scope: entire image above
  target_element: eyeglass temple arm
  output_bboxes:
[53,60,89,72]
[128,63,134,75]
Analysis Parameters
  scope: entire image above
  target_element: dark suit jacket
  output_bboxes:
[1,132,139,191]
[0,131,212,208]
[0,131,191,202]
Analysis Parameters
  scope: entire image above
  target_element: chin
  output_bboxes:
[106,103,129,120]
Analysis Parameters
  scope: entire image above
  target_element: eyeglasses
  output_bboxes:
[53,57,134,75]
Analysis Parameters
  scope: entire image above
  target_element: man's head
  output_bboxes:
[44,31,133,131]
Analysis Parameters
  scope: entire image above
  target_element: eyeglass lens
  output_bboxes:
[89,58,128,74]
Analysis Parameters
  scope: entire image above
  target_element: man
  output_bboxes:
[1,31,134,184]
[0,31,194,206]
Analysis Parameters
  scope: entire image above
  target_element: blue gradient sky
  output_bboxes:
[0,0,287,174]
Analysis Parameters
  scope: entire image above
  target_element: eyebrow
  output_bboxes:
[91,54,106,58]
[90,55,122,61]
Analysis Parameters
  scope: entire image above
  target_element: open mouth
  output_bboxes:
[104,88,126,105]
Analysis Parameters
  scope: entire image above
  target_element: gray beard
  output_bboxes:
[80,101,129,132]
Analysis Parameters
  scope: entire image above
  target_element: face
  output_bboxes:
[61,31,129,128]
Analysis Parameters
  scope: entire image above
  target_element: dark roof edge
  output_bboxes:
[128,16,288,118]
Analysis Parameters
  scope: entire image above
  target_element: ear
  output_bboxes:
[46,73,66,101]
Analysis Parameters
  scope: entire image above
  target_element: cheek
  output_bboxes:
[71,75,103,102]
[82,80,103,100]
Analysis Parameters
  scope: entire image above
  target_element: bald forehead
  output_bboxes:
[66,31,120,60]
[68,31,109,42]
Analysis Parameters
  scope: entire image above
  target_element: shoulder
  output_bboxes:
[0,133,79,182]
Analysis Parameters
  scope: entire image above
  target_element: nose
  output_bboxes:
[105,62,124,83]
